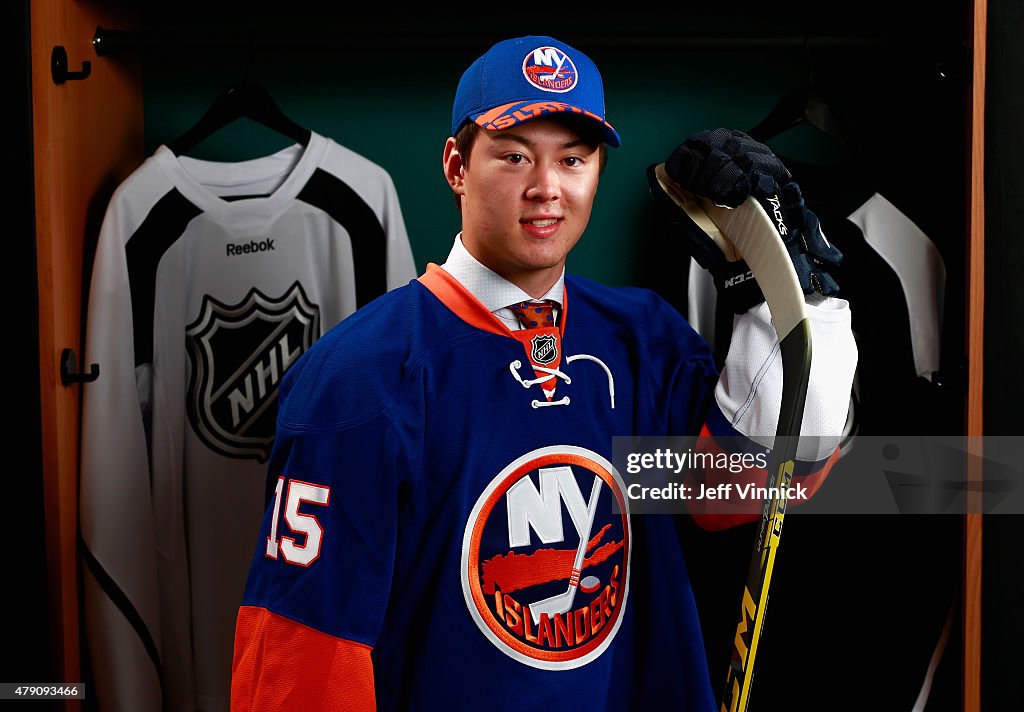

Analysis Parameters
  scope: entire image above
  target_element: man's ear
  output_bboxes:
[442,137,466,197]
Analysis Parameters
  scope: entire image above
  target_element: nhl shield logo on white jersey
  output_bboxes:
[461,446,631,670]
[530,334,558,366]
[186,282,319,462]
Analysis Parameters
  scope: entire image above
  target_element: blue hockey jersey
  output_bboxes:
[231,264,840,711]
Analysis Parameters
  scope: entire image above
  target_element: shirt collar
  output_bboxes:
[440,233,565,313]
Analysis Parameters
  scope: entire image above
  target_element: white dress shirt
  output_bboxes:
[440,234,563,330]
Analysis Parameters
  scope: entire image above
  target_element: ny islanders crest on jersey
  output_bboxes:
[461,446,631,669]
[186,281,319,462]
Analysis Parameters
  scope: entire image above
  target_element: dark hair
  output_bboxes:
[451,118,609,210]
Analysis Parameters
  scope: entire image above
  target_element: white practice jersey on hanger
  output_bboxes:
[79,131,416,712]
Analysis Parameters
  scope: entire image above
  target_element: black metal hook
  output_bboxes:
[51,45,91,84]
[61,348,99,385]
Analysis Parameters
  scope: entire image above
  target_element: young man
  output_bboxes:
[231,36,856,710]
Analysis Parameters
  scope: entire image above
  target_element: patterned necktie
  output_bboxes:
[509,300,556,330]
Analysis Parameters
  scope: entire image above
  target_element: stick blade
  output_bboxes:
[529,586,577,625]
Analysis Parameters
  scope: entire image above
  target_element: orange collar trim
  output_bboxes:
[417,263,568,340]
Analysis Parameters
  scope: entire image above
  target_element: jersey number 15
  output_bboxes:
[265,475,331,567]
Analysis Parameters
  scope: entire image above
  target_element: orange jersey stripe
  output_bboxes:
[232,606,375,712]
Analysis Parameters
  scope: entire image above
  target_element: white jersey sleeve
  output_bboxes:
[382,172,417,290]
[715,295,857,462]
[80,170,167,712]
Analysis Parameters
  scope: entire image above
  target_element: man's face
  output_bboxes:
[444,117,602,297]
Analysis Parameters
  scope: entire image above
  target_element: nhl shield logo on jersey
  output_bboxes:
[186,281,319,462]
[522,46,578,93]
[461,446,631,669]
[530,334,558,366]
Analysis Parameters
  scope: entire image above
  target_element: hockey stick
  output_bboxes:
[529,475,602,624]
[652,164,812,712]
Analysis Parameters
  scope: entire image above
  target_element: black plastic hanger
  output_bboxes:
[747,84,845,145]
[167,83,311,156]
[747,36,845,146]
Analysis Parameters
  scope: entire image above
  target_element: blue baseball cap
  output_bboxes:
[451,35,621,148]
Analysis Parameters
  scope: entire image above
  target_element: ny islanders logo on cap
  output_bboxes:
[461,446,631,669]
[522,46,578,93]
